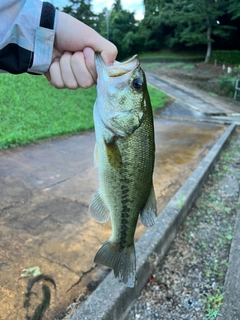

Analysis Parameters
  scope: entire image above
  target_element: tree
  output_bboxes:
[142,0,234,62]
[62,0,97,29]
[161,0,233,62]
[107,0,139,59]
[94,8,109,36]
[228,0,240,20]
[140,0,166,51]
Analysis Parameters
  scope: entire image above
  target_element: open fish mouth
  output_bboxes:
[95,54,140,79]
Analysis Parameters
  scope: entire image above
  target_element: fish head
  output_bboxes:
[95,54,148,138]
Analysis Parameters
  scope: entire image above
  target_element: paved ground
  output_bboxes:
[146,73,240,119]
[0,73,238,320]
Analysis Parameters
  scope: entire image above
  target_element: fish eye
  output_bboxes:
[132,78,143,91]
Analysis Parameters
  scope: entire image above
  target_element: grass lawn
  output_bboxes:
[0,73,170,150]
[139,50,205,60]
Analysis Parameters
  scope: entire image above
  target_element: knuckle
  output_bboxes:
[81,78,94,89]
[53,81,64,89]
[72,51,83,60]
[66,81,78,90]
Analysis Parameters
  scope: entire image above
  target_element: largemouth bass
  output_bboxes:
[89,54,157,287]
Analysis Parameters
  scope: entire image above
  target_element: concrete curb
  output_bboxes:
[71,124,236,320]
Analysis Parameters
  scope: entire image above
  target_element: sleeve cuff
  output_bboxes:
[28,3,58,74]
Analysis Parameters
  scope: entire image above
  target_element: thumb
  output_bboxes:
[95,37,118,66]
[55,11,117,66]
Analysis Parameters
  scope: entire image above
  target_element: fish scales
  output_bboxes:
[89,53,157,287]
[102,127,153,246]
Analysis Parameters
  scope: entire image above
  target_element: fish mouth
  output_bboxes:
[95,54,140,80]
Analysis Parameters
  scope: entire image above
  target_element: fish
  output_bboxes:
[89,53,157,287]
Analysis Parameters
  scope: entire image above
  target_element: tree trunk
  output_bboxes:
[205,23,212,63]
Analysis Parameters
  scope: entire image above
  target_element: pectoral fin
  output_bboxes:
[89,189,109,223]
[140,186,157,227]
[105,140,122,170]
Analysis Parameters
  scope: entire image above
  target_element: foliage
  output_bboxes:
[158,0,235,62]
[207,72,238,98]
[205,291,224,320]
[228,0,240,20]
[138,0,166,51]
[62,0,240,61]
[210,50,240,65]
[0,73,169,149]
[63,0,97,29]
[139,51,205,60]
[218,74,237,97]
[107,0,139,59]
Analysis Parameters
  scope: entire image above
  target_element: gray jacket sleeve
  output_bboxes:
[0,0,58,74]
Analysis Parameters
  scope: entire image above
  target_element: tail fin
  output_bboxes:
[94,240,136,288]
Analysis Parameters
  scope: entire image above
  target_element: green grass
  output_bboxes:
[0,73,96,149]
[147,85,170,110]
[205,291,224,320]
[139,50,205,60]
[183,64,195,70]
[165,62,186,68]
[141,62,160,71]
[0,73,170,149]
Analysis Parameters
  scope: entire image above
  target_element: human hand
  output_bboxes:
[45,11,118,89]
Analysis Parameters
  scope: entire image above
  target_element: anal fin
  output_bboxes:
[89,189,109,223]
[140,185,157,227]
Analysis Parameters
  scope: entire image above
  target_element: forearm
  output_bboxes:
[0,0,57,74]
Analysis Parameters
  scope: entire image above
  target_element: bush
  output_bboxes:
[208,74,237,98]
[210,50,240,65]
[218,74,237,97]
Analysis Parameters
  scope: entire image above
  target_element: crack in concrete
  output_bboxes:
[40,254,79,276]
[42,177,71,190]
[34,212,54,228]
[1,204,16,211]
[66,265,98,293]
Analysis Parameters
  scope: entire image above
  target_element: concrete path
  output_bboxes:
[0,72,237,320]
[146,73,240,123]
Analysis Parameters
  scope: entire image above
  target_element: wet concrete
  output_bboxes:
[0,119,225,320]
[146,73,240,120]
